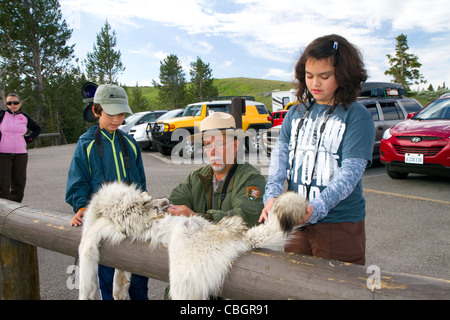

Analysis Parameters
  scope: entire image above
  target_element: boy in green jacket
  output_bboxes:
[66,83,148,300]
[168,112,266,227]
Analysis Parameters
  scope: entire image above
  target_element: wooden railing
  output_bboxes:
[34,133,61,148]
[0,199,449,300]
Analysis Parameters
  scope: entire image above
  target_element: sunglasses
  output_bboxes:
[6,101,20,105]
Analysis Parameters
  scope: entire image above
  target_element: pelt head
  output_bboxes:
[85,182,170,238]
[270,192,308,233]
[139,191,170,215]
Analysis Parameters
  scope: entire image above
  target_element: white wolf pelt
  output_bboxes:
[78,181,307,300]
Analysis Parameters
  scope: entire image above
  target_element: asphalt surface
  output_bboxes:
[14,144,450,299]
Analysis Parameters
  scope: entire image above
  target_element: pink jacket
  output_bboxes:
[0,110,41,154]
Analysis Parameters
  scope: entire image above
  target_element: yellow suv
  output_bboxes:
[152,97,271,156]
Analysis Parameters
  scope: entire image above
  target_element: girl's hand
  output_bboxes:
[258,198,315,225]
[300,204,314,224]
[258,197,276,223]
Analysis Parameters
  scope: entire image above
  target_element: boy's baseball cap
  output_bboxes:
[93,83,133,115]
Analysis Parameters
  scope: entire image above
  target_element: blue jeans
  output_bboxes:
[98,264,149,300]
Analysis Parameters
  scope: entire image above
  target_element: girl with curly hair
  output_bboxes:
[260,35,374,265]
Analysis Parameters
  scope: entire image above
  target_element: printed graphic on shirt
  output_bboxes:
[288,112,346,199]
[246,186,260,201]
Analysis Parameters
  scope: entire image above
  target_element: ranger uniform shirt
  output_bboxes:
[169,163,266,227]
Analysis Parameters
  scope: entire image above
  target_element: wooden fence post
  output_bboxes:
[231,96,244,129]
[0,235,40,299]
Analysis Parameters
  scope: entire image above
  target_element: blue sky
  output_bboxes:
[60,0,450,90]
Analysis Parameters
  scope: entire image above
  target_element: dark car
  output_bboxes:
[263,82,423,158]
[357,82,423,160]
[380,94,450,178]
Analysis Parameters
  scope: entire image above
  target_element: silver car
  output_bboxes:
[128,109,184,150]
[119,110,168,134]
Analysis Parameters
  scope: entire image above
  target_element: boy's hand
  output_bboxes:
[71,208,86,226]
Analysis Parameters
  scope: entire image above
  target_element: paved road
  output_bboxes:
[18,145,450,299]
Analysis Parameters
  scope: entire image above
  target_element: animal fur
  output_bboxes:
[270,191,308,233]
[78,182,307,300]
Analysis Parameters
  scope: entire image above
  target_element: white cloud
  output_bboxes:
[389,0,450,32]
[128,42,168,60]
[223,60,233,68]
[263,68,294,81]
[174,36,213,54]
[413,34,450,88]
[61,0,450,86]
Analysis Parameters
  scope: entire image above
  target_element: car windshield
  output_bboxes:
[123,113,142,124]
[157,109,182,121]
[413,98,450,120]
[183,104,202,116]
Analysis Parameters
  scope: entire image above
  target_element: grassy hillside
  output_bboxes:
[136,77,446,111]
[136,77,295,111]
[215,77,294,108]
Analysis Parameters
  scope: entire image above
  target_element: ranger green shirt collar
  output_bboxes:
[197,165,236,210]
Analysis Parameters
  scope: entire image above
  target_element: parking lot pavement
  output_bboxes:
[15,146,450,299]
[361,165,449,281]
[362,167,450,205]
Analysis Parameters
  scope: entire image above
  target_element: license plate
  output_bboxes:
[405,153,423,164]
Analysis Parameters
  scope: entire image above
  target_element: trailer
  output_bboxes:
[271,89,297,111]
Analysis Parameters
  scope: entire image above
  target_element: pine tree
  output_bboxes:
[0,2,20,103]
[385,34,425,91]
[0,0,75,130]
[187,57,218,102]
[152,54,186,109]
[85,20,125,83]
[126,83,151,112]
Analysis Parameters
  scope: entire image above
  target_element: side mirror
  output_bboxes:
[407,112,416,119]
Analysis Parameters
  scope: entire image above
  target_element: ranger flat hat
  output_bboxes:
[93,83,133,115]
[190,112,250,141]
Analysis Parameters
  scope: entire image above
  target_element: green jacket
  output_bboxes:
[66,126,146,213]
[169,163,266,227]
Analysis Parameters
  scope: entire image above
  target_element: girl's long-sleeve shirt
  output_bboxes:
[264,102,374,224]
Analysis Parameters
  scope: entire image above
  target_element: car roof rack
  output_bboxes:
[359,82,406,98]
[197,96,256,102]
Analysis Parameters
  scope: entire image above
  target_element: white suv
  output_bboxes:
[129,109,184,150]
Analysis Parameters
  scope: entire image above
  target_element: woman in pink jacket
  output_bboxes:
[0,93,41,202]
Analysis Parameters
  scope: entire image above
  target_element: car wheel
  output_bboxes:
[245,129,261,153]
[181,139,196,158]
[386,165,409,179]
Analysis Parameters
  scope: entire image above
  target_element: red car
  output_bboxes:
[267,110,288,127]
[380,94,450,178]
